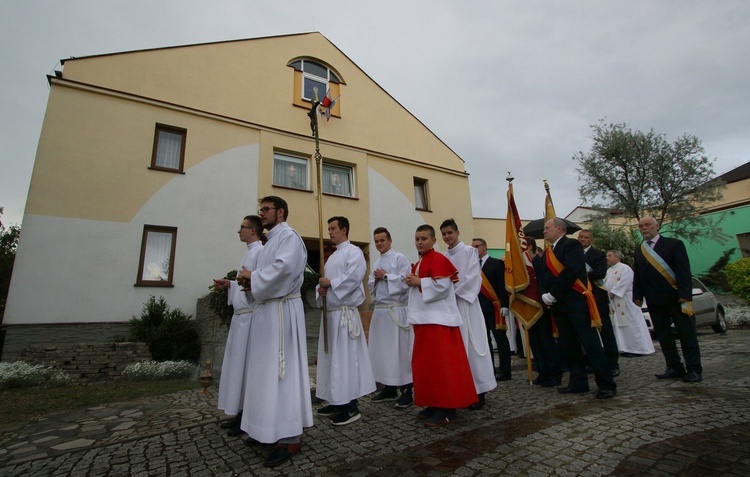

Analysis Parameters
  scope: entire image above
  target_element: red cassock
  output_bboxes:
[411,249,478,408]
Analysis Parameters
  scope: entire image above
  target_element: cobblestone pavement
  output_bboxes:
[1,330,749,476]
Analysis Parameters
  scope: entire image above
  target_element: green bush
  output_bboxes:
[130,296,201,363]
[726,258,750,303]
[698,248,735,293]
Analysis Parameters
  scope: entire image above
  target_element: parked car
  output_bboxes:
[641,276,728,334]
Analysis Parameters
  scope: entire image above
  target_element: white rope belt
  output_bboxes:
[327,306,361,339]
[233,307,253,315]
[374,303,411,330]
[458,300,489,357]
[257,292,301,380]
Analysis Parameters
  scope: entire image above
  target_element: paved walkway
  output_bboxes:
[1,330,749,476]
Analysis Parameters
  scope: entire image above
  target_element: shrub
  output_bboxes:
[122,360,196,381]
[726,258,750,303]
[204,270,237,327]
[0,361,71,390]
[699,248,736,292]
[130,296,201,363]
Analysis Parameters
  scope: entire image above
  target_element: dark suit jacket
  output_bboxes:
[633,236,692,306]
[538,236,589,313]
[583,247,608,306]
[477,256,509,319]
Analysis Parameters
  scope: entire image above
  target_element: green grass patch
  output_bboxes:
[0,378,196,425]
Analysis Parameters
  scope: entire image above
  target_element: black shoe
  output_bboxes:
[370,388,398,403]
[330,408,361,426]
[595,389,617,399]
[495,372,512,381]
[263,443,300,467]
[317,404,340,416]
[682,371,703,383]
[585,365,594,374]
[244,436,266,447]
[226,424,245,437]
[538,377,561,388]
[394,389,413,409]
[417,407,437,420]
[611,367,620,377]
[424,410,456,428]
[655,368,686,379]
[219,413,241,429]
[558,385,589,394]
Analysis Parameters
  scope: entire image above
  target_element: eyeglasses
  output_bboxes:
[258,207,277,214]
[239,225,253,230]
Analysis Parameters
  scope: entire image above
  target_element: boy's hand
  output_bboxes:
[405,273,420,287]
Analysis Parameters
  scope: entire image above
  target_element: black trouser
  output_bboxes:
[485,314,511,375]
[649,302,702,374]
[555,309,616,392]
[528,311,562,380]
[596,296,620,370]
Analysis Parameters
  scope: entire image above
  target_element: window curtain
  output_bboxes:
[323,166,352,196]
[155,130,182,170]
[142,231,173,281]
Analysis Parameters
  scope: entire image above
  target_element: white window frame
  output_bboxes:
[322,162,355,197]
[273,153,310,190]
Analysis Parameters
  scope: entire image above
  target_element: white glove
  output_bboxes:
[542,293,556,306]
[500,307,509,317]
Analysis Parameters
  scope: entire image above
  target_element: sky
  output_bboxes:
[1,1,749,227]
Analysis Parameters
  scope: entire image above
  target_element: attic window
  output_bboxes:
[289,59,341,101]
[288,59,343,118]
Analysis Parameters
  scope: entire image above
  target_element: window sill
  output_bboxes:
[322,192,358,200]
[148,166,185,175]
[272,184,314,193]
[134,282,175,288]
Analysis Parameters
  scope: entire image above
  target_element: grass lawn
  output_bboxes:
[0,378,196,425]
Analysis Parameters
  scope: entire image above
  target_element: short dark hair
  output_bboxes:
[472,238,487,246]
[243,215,263,236]
[328,216,350,237]
[258,196,288,220]
[526,237,538,253]
[440,218,458,232]
[416,224,435,238]
[373,226,391,240]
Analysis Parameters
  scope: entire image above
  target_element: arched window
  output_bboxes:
[288,58,343,117]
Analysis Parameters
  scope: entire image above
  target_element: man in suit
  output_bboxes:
[633,216,703,383]
[526,238,562,387]
[578,230,620,376]
[538,218,616,399]
[471,238,511,381]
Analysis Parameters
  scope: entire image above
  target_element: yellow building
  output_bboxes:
[2,33,477,358]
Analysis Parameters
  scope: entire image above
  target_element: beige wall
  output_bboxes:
[26,84,258,222]
[59,33,465,174]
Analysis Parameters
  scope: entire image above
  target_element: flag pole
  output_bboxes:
[309,91,328,353]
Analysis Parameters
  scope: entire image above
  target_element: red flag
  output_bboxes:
[319,90,339,122]
[504,181,543,328]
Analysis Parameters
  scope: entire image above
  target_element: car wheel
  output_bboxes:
[711,309,728,334]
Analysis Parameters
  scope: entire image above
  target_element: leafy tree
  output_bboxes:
[587,220,640,266]
[575,121,726,243]
[698,248,735,293]
[0,207,21,322]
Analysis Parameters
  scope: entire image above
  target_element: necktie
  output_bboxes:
[479,258,483,268]
[647,240,654,247]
